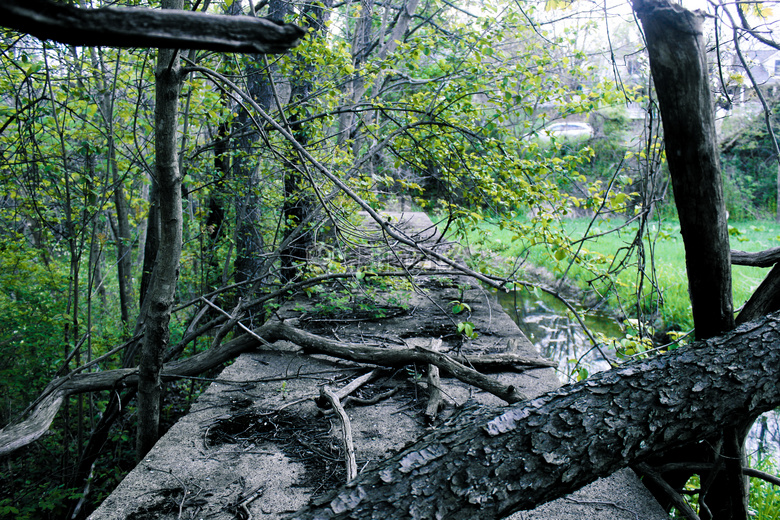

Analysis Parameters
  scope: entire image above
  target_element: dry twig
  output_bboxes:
[320,386,358,482]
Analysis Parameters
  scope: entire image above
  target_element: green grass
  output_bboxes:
[673,455,780,519]
[450,214,780,334]
[749,455,780,520]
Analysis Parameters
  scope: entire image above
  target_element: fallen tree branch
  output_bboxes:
[263,321,554,372]
[0,321,545,456]
[1,0,305,53]
[320,386,358,482]
[263,321,530,403]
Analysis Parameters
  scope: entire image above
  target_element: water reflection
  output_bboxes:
[496,287,780,462]
[495,288,622,380]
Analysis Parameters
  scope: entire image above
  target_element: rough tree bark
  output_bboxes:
[633,0,734,341]
[0,0,304,54]
[136,0,185,459]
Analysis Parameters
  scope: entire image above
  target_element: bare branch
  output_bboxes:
[320,386,359,482]
[0,321,550,456]
[1,0,305,53]
[731,246,780,267]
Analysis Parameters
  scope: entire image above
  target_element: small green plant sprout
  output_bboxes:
[279,380,288,400]
[355,269,374,281]
[614,334,654,360]
[451,300,471,315]
[665,330,692,350]
[566,358,589,382]
[457,320,478,339]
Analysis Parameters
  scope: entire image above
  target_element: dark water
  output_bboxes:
[495,288,623,380]
[497,287,780,463]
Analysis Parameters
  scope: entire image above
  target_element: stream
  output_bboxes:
[497,288,780,464]
[495,288,623,379]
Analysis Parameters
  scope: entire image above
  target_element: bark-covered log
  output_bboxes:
[286,314,780,519]
[634,0,734,340]
[1,0,304,53]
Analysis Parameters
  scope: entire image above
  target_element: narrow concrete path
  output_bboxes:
[90,212,667,520]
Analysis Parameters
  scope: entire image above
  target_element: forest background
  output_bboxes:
[2,0,780,517]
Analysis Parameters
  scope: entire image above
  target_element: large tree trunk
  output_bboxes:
[633,0,734,341]
[136,0,184,460]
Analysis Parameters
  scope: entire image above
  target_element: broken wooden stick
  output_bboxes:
[315,369,382,409]
[320,386,358,482]
[425,339,443,424]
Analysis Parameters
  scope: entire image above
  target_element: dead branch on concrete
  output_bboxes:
[316,370,382,409]
[0,320,545,457]
[320,386,358,482]
[266,322,530,403]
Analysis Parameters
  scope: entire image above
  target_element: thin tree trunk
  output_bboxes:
[112,164,134,329]
[633,1,742,517]
[279,0,332,284]
[138,176,160,311]
[136,0,184,459]
[633,0,734,341]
